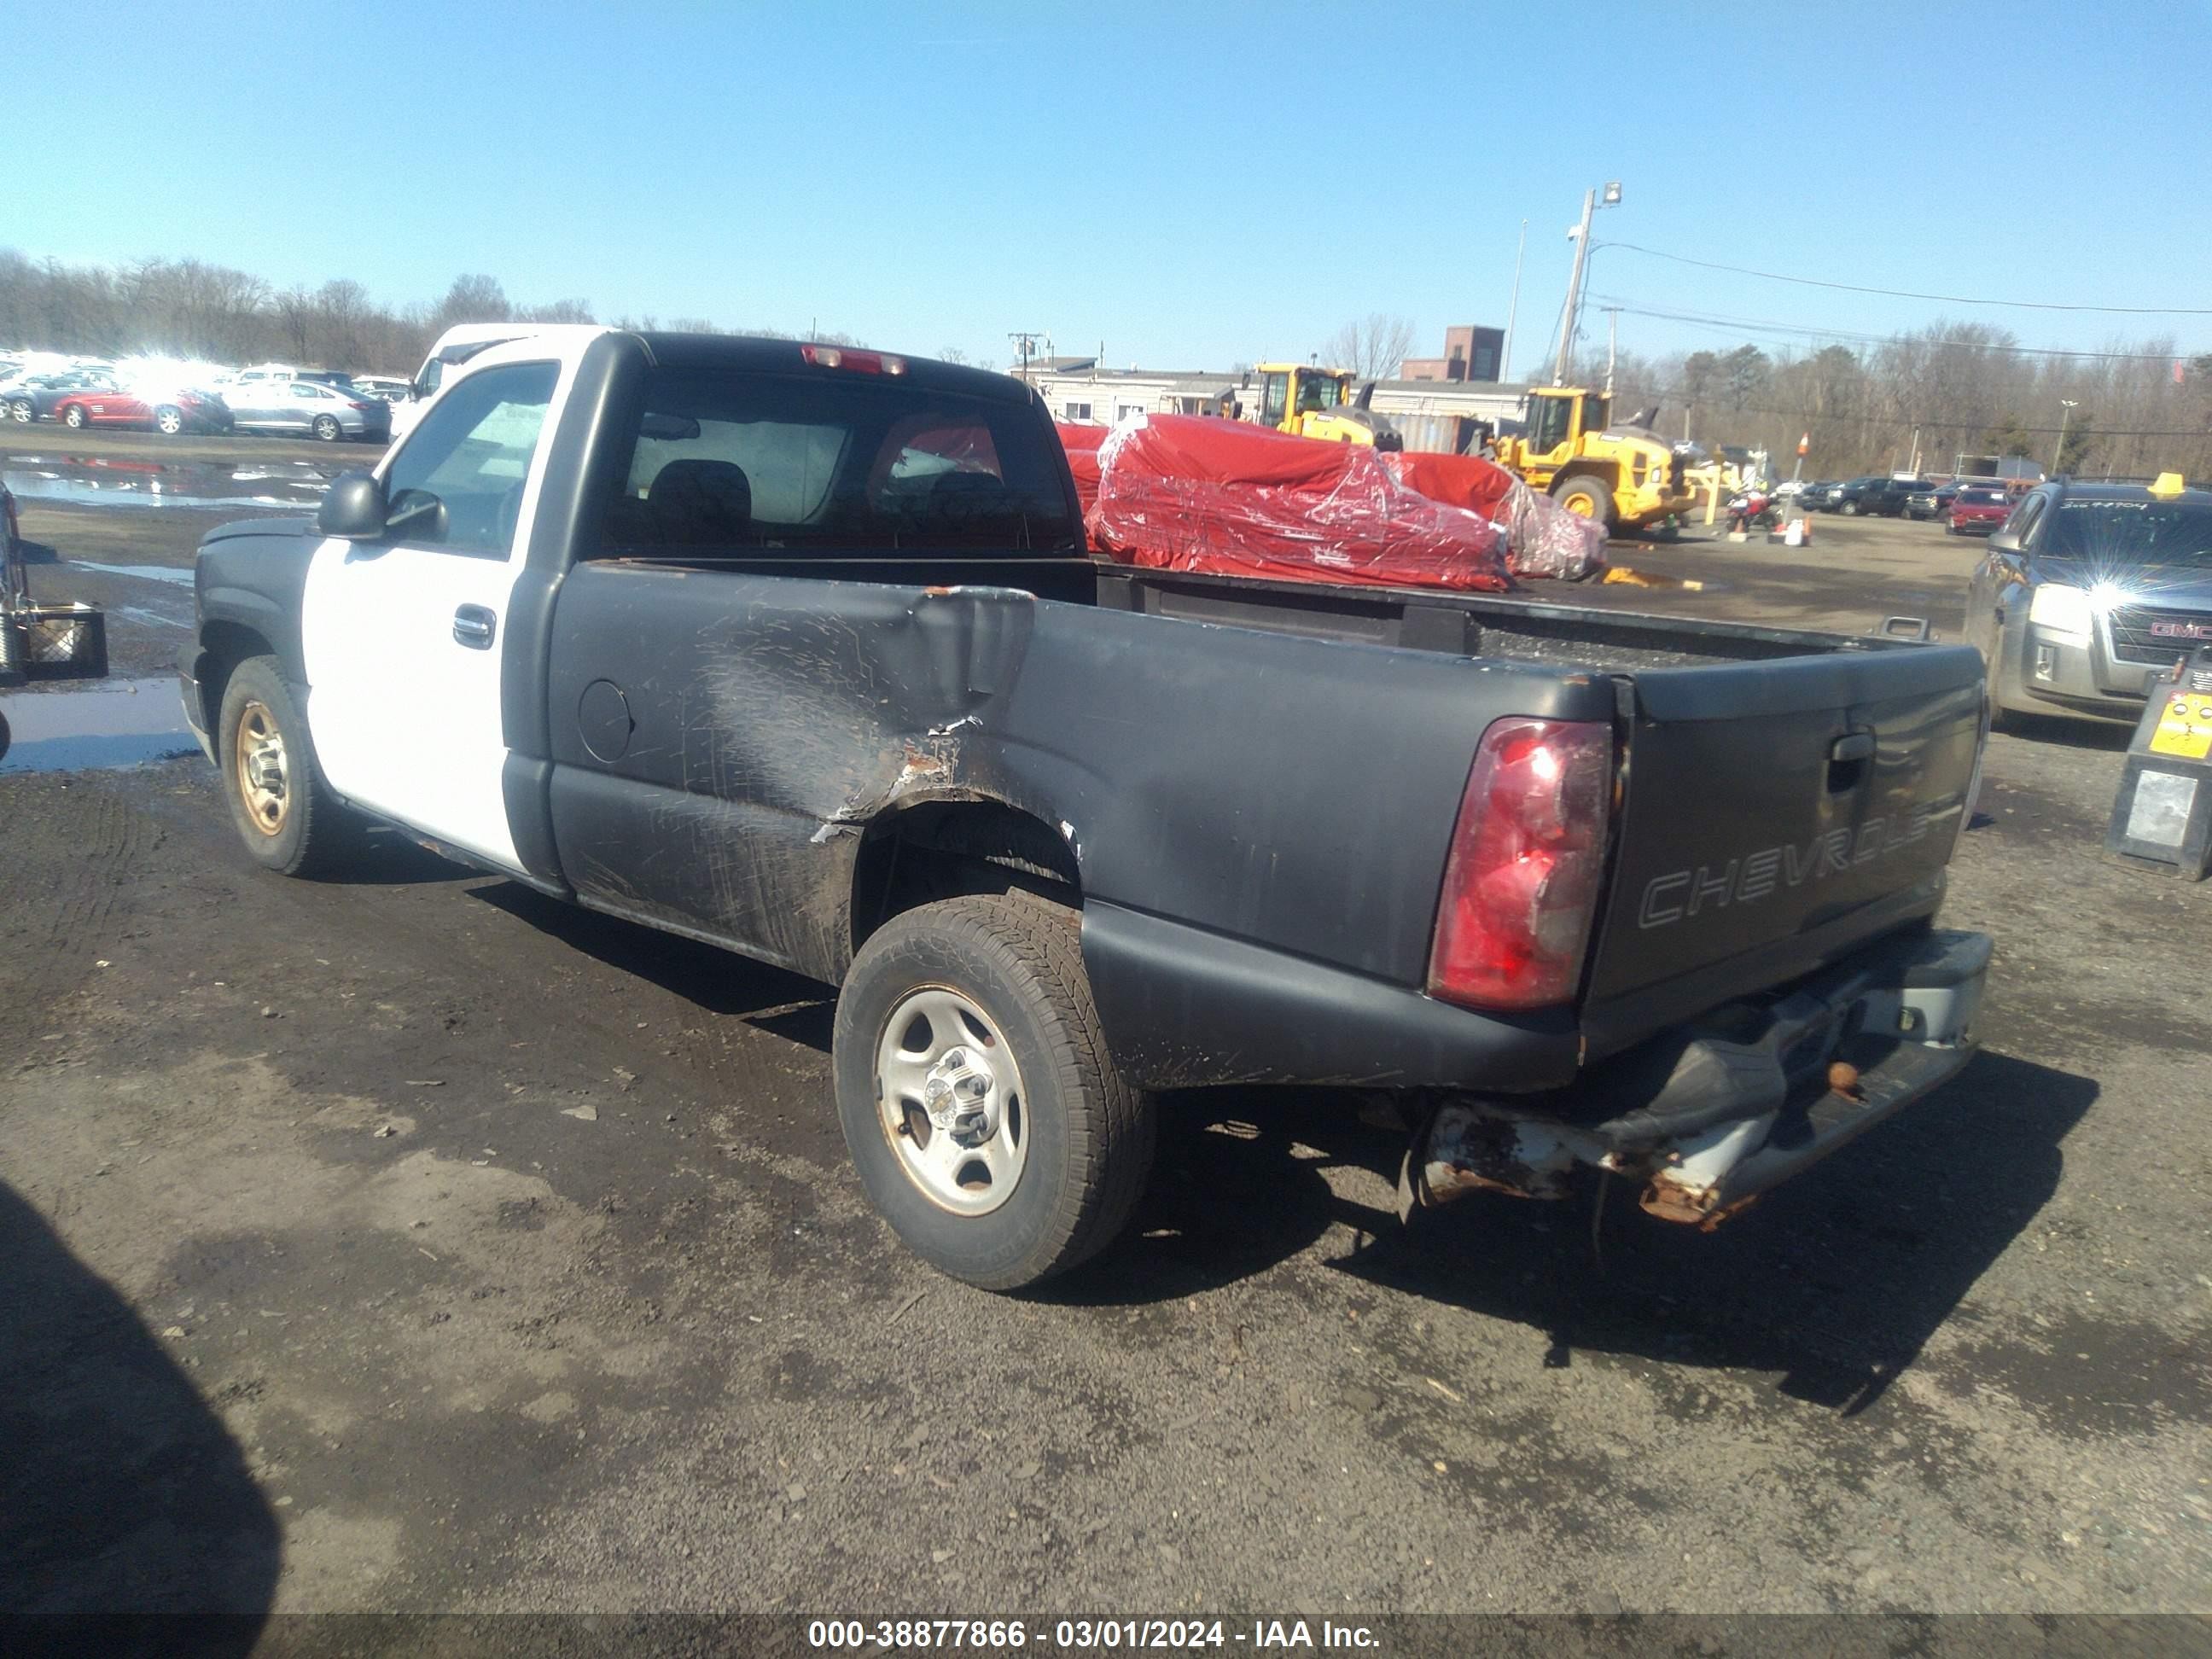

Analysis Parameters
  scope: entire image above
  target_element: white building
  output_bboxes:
[1019,356,1531,455]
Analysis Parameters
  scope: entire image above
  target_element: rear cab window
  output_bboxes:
[593,365,1079,556]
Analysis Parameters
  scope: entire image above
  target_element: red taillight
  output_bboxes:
[347,400,372,410]
[1428,718,1613,1011]
[799,343,906,375]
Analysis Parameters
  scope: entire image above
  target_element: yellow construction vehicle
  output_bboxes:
[1252,363,1403,451]
[1490,386,1692,534]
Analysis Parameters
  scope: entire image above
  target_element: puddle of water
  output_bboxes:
[2,451,339,513]
[0,678,200,774]
[69,562,198,588]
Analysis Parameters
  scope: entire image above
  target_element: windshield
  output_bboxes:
[1958,489,2006,506]
[2042,500,2212,568]
[1295,373,1344,414]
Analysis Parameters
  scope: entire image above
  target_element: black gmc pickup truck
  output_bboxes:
[183,329,1994,1289]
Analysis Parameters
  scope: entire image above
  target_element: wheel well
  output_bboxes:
[194,620,276,731]
[850,800,1080,953]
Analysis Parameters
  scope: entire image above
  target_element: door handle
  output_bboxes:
[452,605,497,649]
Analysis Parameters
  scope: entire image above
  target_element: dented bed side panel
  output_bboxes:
[541,560,1617,990]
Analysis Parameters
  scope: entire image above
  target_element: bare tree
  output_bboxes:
[432,274,511,331]
[1319,313,1416,380]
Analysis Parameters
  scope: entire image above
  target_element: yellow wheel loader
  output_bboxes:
[1253,364,1403,451]
[1490,387,1692,535]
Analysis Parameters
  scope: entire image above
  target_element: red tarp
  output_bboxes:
[1381,450,1607,582]
[1082,415,1512,594]
[1056,422,1109,516]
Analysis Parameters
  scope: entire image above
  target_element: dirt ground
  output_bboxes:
[3,432,2208,1628]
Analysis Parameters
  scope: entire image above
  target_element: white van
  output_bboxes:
[388,324,590,440]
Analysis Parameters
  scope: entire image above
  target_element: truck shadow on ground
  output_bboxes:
[457,885,2093,1415]
[1070,1051,2094,1416]
[0,1179,277,1640]
[471,882,835,1045]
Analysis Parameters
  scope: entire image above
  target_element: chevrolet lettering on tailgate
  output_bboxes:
[1637,791,1965,929]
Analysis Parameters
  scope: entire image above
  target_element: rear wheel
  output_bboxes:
[217,655,361,876]
[154,405,184,436]
[311,414,341,442]
[62,404,88,429]
[5,398,28,422]
[832,894,1155,1290]
[1551,472,1616,534]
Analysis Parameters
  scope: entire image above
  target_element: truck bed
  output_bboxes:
[1094,563,1924,672]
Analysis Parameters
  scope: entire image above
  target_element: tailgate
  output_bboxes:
[1580,644,1986,1058]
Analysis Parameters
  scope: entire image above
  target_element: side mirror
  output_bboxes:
[1986,529,2023,556]
[317,470,388,538]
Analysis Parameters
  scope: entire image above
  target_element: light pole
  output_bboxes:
[2053,399,2079,475]
[1553,181,1621,387]
[1500,218,1528,382]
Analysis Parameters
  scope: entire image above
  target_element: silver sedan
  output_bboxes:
[223,379,392,443]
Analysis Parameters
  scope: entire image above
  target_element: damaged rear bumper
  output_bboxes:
[1406,927,1991,1227]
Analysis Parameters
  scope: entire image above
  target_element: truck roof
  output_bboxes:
[633,333,1043,407]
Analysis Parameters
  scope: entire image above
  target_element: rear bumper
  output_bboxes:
[1407,927,1991,1227]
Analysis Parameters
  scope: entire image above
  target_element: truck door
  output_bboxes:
[299,356,564,870]
[1260,370,1290,432]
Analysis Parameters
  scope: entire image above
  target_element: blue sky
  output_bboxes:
[10,1,2209,375]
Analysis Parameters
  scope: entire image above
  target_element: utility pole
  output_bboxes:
[1552,182,1621,387]
[1500,218,1528,382]
[1602,307,1619,398]
[2053,399,2078,474]
[1008,331,1043,382]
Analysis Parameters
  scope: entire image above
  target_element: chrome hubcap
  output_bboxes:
[236,701,289,835]
[876,987,1027,1216]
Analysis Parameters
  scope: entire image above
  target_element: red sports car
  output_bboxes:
[50,386,233,436]
[1946,486,2011,535]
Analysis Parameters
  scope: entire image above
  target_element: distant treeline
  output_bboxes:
[1586,321,2212,481]
[0,249,872,375]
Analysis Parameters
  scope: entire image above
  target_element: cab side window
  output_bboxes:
[382,361,560,557]
[2007,495,2047,547]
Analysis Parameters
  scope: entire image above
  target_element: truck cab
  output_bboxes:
[1251,363,1402,450]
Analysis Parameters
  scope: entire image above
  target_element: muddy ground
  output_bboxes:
[2,431,2207,1627]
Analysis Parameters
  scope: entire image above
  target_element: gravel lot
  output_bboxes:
[3,434,2207,1627]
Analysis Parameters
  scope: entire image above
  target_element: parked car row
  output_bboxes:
[1789,474,2021,534]
[0,366,392,442]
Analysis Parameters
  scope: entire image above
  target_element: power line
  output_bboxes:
[1592,242,2212,317]
[1618,384,2211,439]
[1584,294,2206,364]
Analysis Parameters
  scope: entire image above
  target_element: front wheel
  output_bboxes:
[62,404,88,429]
[1840,500,1860,515]
[1551,472,1617,535]
[5,399,28,422]
[832,894,1155,1290]
[311,414,341,442]
[154,405,184,435]
[217,655,361,876]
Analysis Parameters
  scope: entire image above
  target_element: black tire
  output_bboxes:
[62,404,88,429]
[1840,499,1860,515]
[5,399,28,423]
[832,894,1155,1290]
[1550,471,1616,535]
[154,405,184,436]
[216,655,361,876]
[312,414,341,442]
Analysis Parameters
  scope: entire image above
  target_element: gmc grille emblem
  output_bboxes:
[2148,620,2212,639]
